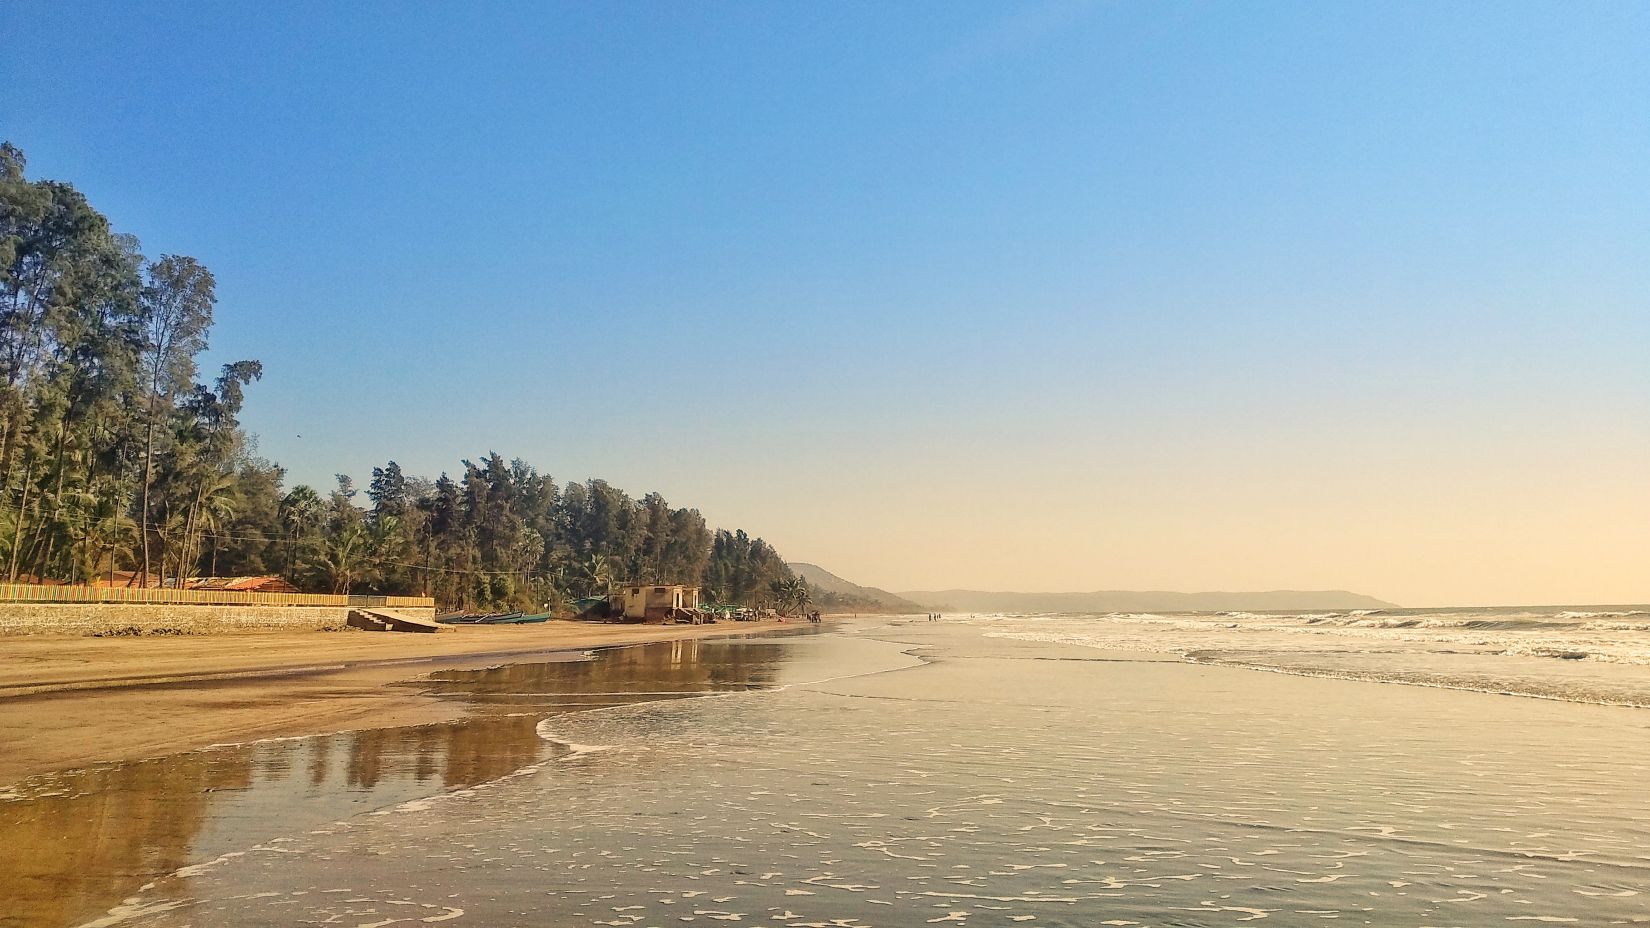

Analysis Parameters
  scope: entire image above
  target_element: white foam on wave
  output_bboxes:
[982,606,1650,703]
[170,850,246,877]
[534,720,618,759]
[370,727,618,819]
[984,630,1186,657]
[1183,652,1650,710]
[74,899,188,928]
[1499,645,1592,661]
[1581,621,1650,633]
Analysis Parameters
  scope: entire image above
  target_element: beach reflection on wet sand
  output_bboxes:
[0,634,811,928]
[48,622,1650,928]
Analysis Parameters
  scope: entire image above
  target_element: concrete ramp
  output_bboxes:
[348,608,441,633]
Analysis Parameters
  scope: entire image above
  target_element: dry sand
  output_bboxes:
[0,619,795,785]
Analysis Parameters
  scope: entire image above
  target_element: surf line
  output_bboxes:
[1181,653,1650,710]
[534,634,931,751]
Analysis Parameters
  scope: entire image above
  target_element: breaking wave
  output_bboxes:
[973,603,1650,708]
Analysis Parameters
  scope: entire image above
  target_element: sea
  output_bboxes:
[5,608,1650,927]
[966,605,1650,707]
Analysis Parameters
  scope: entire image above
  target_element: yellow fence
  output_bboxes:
[0,583,434,609]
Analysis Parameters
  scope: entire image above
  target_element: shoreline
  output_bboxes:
[0,618,800,785]
[12,614,1647,928]
[76,619,1650,928]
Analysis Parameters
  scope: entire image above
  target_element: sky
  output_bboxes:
[5,1,1647,606]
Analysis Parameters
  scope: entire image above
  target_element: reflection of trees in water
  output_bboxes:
[308,733,332,787]
[427,640,785,697]
[330,641,787,794]
[339,715,545,791]
[0,712,548,928]
[0,638,794,928]
[0,747,254,928]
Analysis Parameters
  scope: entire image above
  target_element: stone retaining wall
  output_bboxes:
[0,603,434,636]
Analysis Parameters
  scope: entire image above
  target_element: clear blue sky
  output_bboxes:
[6,1,1648,604]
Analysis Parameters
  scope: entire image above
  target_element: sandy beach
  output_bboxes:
[8,613,1643,928]
[5,612,1650,928]
[8,8,1645,926]
[0,618,795,785]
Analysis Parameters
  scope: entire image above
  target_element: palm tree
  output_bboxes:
[576,553,613,598]
[68,489,137,584]
[180,468,239,581]
[279,485,323,580]
[310,522,365,595]
[767,575,810,616]
[791,576,811,616]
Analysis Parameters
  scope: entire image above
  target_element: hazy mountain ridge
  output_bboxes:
[897,589,1397,613]
[789,563,924,613]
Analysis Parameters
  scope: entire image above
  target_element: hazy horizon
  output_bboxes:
[8,2,1647,606]
[891,590,1650,611]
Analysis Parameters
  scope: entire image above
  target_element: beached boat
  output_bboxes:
[435,612,501,624]
[437,611,553,625]
[486,612,552,625]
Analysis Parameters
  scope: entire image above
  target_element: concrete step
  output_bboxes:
[348,608,440,633]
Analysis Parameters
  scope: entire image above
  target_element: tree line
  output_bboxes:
[0,142,802,611]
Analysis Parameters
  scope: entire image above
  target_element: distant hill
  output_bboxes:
[790,563,924,613]
[896,589,1397,613]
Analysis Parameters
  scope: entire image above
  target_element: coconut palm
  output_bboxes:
[310,521,366,595]
[576,553,614,598]
[766,575,810,616]
[178,467,239,581]
[278,485,324,579]
[63,487,136,583]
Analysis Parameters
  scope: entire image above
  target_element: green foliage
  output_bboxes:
[0,142,796,609]
[703,529,792,606]
[336,454,782,612]
[766,575,811,616]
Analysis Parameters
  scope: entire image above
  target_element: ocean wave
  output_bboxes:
[979,607,1650,700]
[1492,643,1650,666]
[1459,619,1577,631]
[1183,653,1650,709]
[534,720,618,758]
[1581,621,1650,632]
[983,630,1184,656]
[1281,615,1584,632]
[1501,646,1592,661]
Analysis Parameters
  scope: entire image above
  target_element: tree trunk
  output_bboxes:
[139,411,156,587]
[180,500,197,584]
[7,454,33,583]
[0,413,16,505]
[21,423,70,580]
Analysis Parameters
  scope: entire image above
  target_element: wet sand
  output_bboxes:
[0,618,794,784]
[11,616,1650,927]
[0,629,857,928]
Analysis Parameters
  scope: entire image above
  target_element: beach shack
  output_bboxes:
[614,583,700,622]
